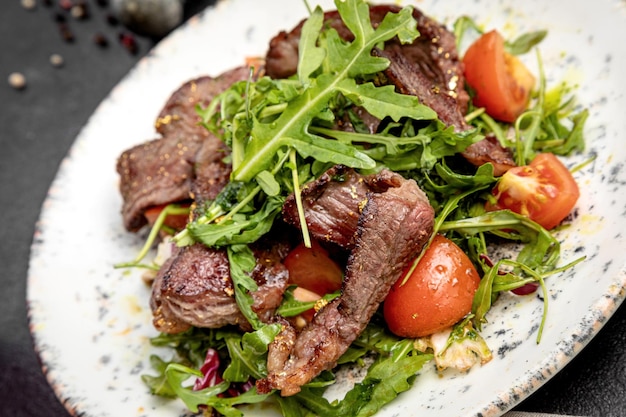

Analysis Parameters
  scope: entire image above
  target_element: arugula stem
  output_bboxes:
[289,148,312,248]
[464,107,485,123]
[399,185,490,286]
[231,69,255,171]
[570,155,596,174]
[173,204,225,246]
[258,102,288,119]
[479,112,509,147]
[516,49,546,165]
[115,204,189,268]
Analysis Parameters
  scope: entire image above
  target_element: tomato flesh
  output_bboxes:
[383,234,481,338]
[463,30,535,123]
[486,153,579,230]
[283,239,343,296]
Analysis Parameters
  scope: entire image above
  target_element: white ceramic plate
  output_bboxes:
[27,0,626,416]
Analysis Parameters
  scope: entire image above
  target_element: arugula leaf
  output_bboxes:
[165,363,228,413]
[297,6,326,84]
[166,363,272,417]
[425,161,497,197]
[227,244,264,329]
[299,351,432,417]
[439,209,561,272]
[221,325,282,381]
[226,2,429,182]
[506,30,548,55]
[342,352,432,417]
[207,388,274,417]
[313,120,480,171]
[276,395,320,417]
[188,195,284,247]
[452,14,546,56]
[141,354,178,397]
[277,286,340,317]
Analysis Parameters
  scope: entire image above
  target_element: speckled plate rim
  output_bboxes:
[26,0,626,416]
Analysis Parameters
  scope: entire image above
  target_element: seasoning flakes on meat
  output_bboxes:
[116,67,249,232]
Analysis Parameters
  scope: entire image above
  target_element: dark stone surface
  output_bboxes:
[0,1,624,416]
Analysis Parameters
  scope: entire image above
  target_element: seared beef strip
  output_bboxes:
[190,132,232,203]
[461,135,516,176]
[117,136,196,232]
[282,165,369,250]
[116,67,249,232]
[117,66,289,334]
[258,168,435,396]
[151,243,232,333]
[154,67,250,141]
[151,237,291,334]
[375,44,515,173]
[373,45,468,131]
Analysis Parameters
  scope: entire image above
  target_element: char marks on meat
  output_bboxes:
[116,67,249,232]
[258,168,435,396]
[151,237,291,334]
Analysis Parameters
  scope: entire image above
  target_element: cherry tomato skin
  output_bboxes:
[486,153,580,230]
[283,240,343,296]
[383,235,481,338]
[463,30,536,123]
[144,203,190,231]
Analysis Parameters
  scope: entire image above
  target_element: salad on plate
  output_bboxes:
[114,0,588,415]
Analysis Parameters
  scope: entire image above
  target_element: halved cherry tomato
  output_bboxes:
[485,153,579,230]
[144,203,190,231]
[283,239,343,296]
[463,30,536,123]
[383,234,481,338]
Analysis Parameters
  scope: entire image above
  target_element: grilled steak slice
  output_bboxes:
[259,169,435,396]
[151,238,290,334]
[154,67,250,140]
[282,165,369,250]
[265,5,469,128]
[117,137,196,232]
[460,134,516,176]
[116,67,249,232]
[151,243,233,333]
[373,45,468,131]
[190,133,232,203]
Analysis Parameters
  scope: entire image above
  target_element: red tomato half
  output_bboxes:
[486,153,580,230]
[463,30,536,123]
[383,234,481,338]
[283,239,343,296]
